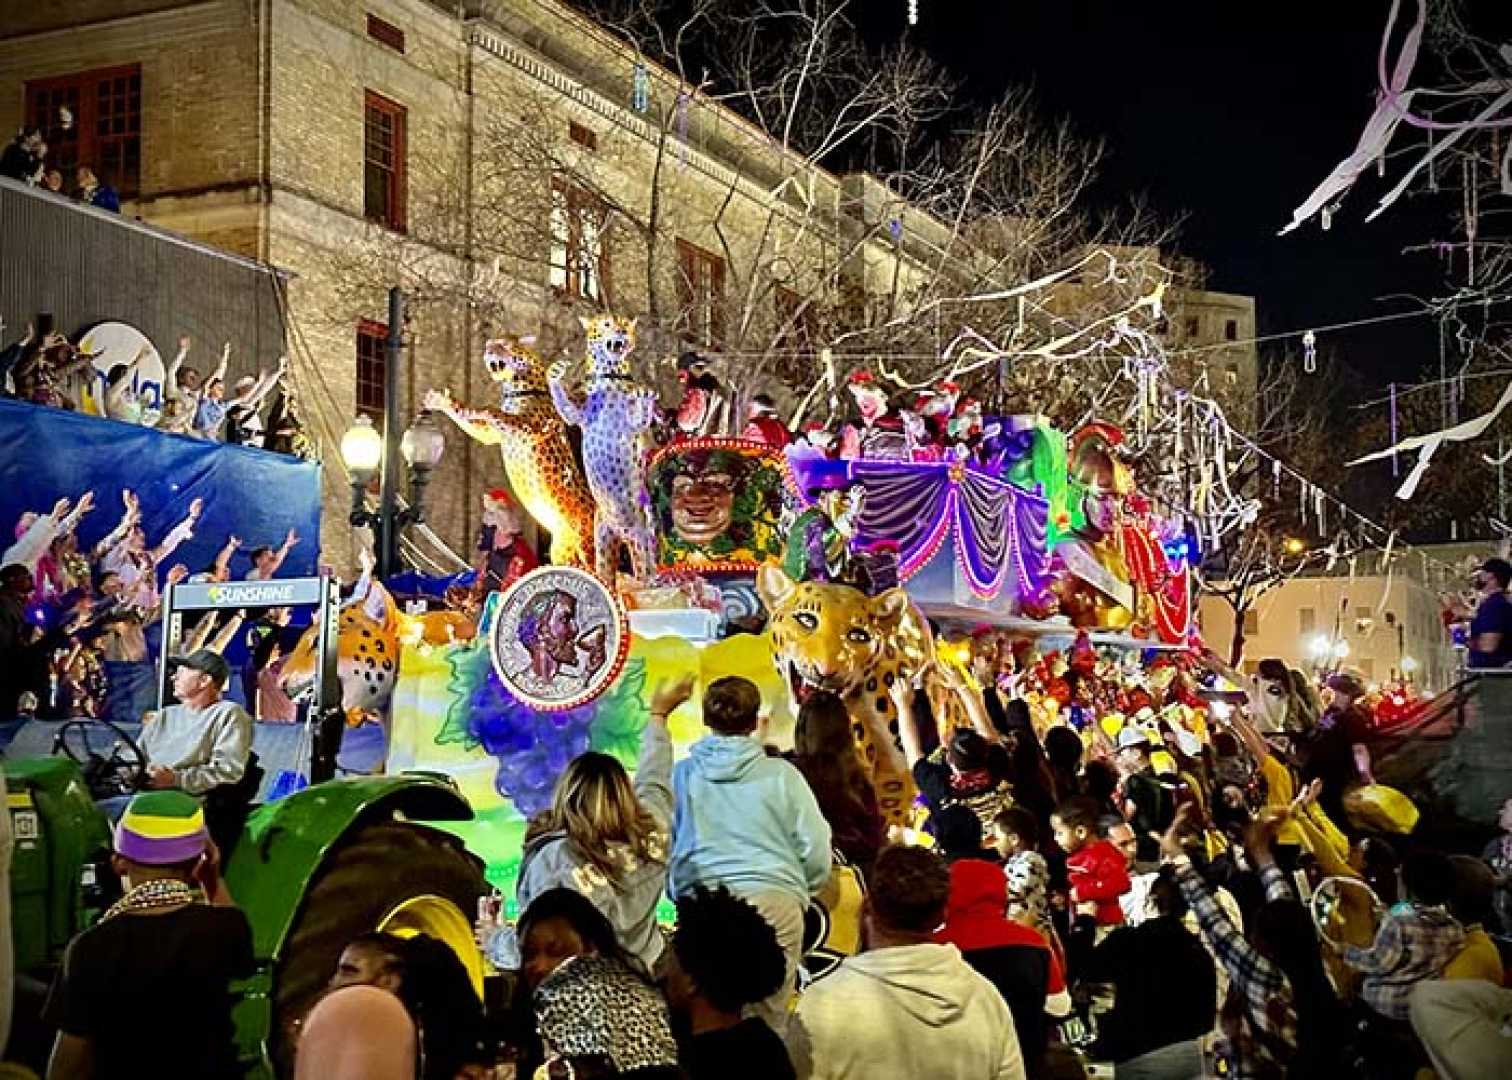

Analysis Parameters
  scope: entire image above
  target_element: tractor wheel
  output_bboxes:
[271,819,487,1070]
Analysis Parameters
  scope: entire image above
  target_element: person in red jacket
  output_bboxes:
[1051,796,1131,928]
[936,856,1063,1077]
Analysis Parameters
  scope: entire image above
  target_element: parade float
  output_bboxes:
[353,320,1209,906]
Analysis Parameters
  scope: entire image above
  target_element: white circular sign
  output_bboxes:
[488,566,629,712]
[75,321,166,420]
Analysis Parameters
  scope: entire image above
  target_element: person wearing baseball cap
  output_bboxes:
[1303,669,1376,833]
[138,648,254,803]
[43,789,253,1078]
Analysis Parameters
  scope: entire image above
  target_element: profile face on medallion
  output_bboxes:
[490,566,627,711]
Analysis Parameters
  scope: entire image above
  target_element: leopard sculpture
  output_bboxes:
[424,336,595,569]
[756,563,936,826]
[548,315,658,584]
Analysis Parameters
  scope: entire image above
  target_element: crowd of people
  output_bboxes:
[1,318,307,452]
[0,486,303,736]
[29,639,1508,1080]
[3,126,121,212]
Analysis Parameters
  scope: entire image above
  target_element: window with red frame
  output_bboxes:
[25,64,141,198]
[356,320,387,420]
[364,91,407,232]
[366,13,405,53]
[549,178,610,302]
[677,239,726,345]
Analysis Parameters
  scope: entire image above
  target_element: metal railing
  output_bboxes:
[0,176,289,369]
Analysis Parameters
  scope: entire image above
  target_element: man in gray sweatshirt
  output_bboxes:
[139,649,253,797]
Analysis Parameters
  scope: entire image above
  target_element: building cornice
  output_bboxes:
[464,20,817,222]
[0,0,233,50]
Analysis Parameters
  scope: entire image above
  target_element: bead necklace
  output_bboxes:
[103,878,198,920]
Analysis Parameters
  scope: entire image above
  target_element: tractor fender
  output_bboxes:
[224,775,474,962]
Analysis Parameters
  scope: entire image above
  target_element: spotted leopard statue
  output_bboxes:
[757,563,937,826]
[548,315,658,584]
[424,335,595,569]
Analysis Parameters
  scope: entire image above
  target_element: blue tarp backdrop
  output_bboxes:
[0,399,321,581]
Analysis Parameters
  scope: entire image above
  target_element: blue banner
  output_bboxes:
[0,399,321,582]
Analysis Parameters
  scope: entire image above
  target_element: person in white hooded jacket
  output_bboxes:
[790,844,1026,1080]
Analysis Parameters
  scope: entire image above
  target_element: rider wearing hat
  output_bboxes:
[140,649,254,797]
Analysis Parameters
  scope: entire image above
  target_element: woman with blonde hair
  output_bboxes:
[516,675,692,972]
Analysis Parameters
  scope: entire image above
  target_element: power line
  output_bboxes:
[1354,367,1512,410]
[695,293,1512,363]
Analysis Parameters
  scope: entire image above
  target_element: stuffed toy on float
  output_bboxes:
[424,335,595,570]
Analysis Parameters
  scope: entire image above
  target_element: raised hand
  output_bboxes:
[422,388,453,413]
[283,527,300,548]
[649,673,696,719]
[1159,802,1200,862]
[188,497,204,519]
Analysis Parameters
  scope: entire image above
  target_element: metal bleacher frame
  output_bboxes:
[158,576,345,783]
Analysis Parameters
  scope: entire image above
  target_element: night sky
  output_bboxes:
[862,0,1495,391]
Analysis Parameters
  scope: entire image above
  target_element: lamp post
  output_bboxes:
[339,288,445,579]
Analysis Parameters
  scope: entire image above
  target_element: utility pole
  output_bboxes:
[379,286,404,579]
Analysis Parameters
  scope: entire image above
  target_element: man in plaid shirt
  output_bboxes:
[1343,850,1464,1021]
[1165,807,1301,1079]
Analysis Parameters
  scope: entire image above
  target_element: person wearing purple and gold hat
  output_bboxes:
[43,790,253,1079]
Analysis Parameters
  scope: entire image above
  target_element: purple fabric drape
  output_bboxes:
[801,459,1051,601]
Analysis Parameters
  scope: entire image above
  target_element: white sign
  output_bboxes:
[1060,540,1136,612]
[75,321,166,418]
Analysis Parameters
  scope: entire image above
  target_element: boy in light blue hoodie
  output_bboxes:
[669,675,832,1028]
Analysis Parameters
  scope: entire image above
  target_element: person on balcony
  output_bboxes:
[0,128,45,185]
[75,166,119,213]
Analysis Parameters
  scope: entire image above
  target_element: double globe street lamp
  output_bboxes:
[338,288,445,579]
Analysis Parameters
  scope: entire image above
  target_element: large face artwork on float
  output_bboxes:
[647,440,789,572]
[489,566,628,711]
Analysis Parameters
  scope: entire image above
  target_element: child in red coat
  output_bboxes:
[1052,796,1131,927]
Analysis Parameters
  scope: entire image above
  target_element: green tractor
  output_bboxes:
[5,578,494,1077]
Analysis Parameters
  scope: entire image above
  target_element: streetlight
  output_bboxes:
[1283,537,1306,556]
[339,288,445,579]
[343,410,445,578]
[340,415,383,477]
[1400,655,1419,679]
[1308,633,1333,661]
